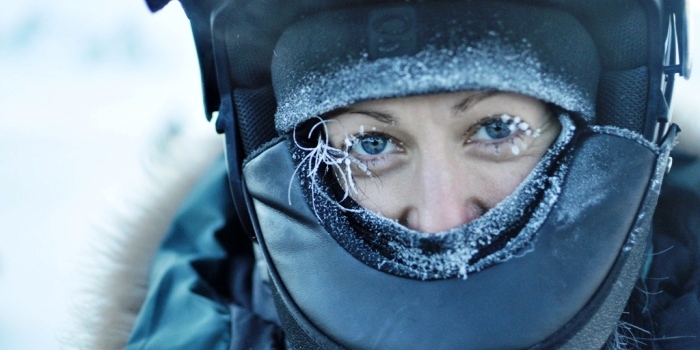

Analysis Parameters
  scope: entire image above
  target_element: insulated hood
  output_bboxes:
[272,1,600,133]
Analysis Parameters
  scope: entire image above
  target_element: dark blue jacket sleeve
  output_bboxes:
[127,156,285,349]
[127,158,236,349]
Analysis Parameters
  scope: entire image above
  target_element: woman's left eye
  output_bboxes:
[472,118,516,141]
[350,135,397,156]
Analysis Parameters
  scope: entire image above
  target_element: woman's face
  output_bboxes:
[325,91,561,233]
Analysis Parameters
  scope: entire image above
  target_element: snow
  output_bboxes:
[0,1,205,349]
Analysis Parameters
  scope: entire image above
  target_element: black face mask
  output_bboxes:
[241,117,678,349]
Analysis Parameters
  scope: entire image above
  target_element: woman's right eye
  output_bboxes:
[350,134,397,156]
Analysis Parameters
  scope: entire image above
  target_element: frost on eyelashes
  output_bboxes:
[288,117,371,215]
[494,113,542,156]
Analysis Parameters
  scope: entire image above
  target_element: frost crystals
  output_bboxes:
[288,118,370,212]
[498,113,541,155]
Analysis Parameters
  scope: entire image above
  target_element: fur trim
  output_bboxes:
[63,118,223,349]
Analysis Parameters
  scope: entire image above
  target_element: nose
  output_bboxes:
[402,151,485,233]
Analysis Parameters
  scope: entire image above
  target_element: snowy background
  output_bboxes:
[0,1,699,349]
[0,1,208,348]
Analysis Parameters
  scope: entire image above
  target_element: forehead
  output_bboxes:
[347,91,544,113]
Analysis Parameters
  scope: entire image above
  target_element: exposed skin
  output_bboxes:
[325,91,561,233]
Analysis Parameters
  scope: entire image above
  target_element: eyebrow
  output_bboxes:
[345,109,396,124]
[452,90,499,114]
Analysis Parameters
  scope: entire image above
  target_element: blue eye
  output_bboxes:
[351,135,396,156]
[474,120,513,140]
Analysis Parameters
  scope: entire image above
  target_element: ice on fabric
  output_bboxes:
[589,125,661,153]
[619,125,674,253]
[275,39,595,133]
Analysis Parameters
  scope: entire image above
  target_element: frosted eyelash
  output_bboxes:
[289,118,372,213]
[469,114,542,155]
